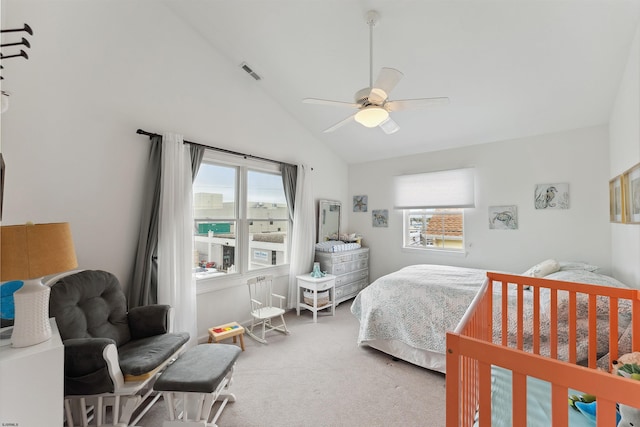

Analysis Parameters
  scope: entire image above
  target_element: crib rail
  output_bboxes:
[446,272,640,426]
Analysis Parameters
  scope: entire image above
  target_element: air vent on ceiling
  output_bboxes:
[240,62,261,81]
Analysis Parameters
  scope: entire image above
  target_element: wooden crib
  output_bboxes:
[446,272,640,426]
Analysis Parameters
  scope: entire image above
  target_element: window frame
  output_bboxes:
[193,151,291,287]
[402,208,466,253]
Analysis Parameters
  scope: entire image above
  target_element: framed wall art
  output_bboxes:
[623,162,640,224]
[353,195,368,212]
[610,175,623,223]
[534,183,569,209]
[372,209,388,227]
[488,205,518,230]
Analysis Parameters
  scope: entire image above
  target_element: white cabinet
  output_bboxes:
[314,247,369,305]
[0,318,64,426]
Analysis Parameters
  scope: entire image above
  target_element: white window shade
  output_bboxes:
[394,168,475,209]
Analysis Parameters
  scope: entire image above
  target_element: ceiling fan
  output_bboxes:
[303,10,449,134]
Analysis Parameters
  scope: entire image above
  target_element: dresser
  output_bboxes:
[0,318,64,426]
[314,247,369,305]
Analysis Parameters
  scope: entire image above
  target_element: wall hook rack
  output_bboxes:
[0,50,29,60]
[1,23,33,35]
[0,22,33,110]
[1,38,31,49]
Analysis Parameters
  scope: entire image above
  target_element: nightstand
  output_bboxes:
[296,273,336,322]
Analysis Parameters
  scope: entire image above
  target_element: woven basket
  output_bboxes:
[303,290,330,307]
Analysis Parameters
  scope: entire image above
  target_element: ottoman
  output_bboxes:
[154,344,241,426]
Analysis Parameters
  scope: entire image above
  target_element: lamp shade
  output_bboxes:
[354,107,389,128]
[1,222,78,281]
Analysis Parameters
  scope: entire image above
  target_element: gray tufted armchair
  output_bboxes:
[48,269,190,426]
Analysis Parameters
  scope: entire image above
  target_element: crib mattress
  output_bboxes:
[480,366,597,427]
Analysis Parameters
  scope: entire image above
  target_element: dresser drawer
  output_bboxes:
[354,250,369,261]
[334,269,369,287]
[315,248,369,265]
[353,277,369,293]
[335,281,359,301]
[316,251,356,264]
[335,278,369,301]
[320,258,368,275]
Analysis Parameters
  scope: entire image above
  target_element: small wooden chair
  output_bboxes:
[246,275,290,344]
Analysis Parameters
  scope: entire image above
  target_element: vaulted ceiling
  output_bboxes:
[165,0,640,163]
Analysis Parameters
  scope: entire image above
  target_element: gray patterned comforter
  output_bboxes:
[351,264,490,354]
[351,265,632,366]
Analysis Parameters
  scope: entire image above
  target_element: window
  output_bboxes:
[395,168,474,253]
[404,208,464,251]
[192,152,289,278]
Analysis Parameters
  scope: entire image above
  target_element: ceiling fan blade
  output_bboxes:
[323,114,356,133]
[379,117,400,134]
[303,98,358,109]
[369,68,404,104]
[386,97,450,112]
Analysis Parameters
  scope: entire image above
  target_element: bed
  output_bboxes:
[350,261,632,374]
[446,271,640,426]
[351,264,490,372]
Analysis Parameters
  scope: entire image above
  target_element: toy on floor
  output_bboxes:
[213,325,240,333]
[613,353,640,427]
[570,393,621,425]
[569,352,640,426]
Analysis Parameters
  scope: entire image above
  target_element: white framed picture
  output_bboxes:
[623,163,640,224]
[534,183,569,209]
[489,205,518,230]
[610,176,623,223]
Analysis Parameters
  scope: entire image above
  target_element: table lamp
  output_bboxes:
[1,222,78,347]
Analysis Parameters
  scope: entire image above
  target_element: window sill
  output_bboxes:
[401,246,467,257]
[195,264,290,295]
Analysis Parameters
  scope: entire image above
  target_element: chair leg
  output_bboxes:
[246,314,290,344]
[80,398,89,426]
[246,319,268,344]
[64,399,74,427]
[280,315,290,335]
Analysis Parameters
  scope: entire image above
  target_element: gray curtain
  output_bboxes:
[128,138,204,308]
[128,135,162,308]
[190,145,204,180]
[281,163,297,221]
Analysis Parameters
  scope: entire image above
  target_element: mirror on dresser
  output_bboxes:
[318,200,341,243]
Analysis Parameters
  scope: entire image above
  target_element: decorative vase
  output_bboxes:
[311,262,324,278]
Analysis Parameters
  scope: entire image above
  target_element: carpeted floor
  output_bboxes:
[136,301,446,427]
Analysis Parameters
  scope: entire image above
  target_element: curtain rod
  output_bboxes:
[136,129,296,168]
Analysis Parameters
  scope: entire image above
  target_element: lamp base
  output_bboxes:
[11,277,52,347]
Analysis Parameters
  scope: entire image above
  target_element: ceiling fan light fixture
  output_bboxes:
[354,106,389,128]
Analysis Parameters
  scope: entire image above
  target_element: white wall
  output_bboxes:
[0,1,347,340]
[348,126,612,282]
[610,23,640,289]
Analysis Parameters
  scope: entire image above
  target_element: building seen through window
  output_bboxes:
[193,159,289,278]
[405,208,464,251]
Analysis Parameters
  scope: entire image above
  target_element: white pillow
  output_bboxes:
[523,259,560,278]
[557,261,600,272]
